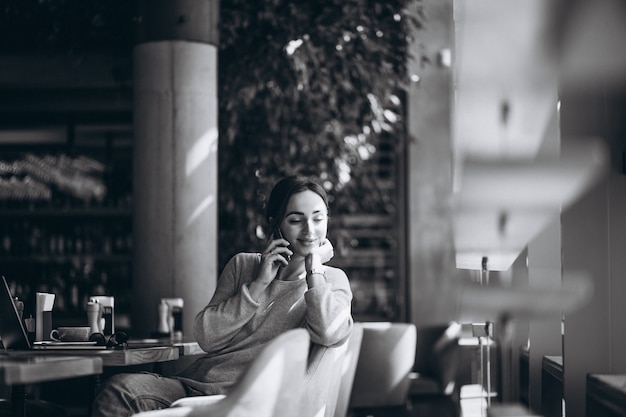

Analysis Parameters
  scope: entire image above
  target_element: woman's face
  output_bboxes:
[279,190,328,257]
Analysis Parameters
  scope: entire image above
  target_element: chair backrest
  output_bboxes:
[414,325,448,377]
[333,323,364,417]
[132,329,311,417]
[413,322,462,394]
[300,323,364,417]
[221,328,310,417]
[348,322,417,408]
[161,328,310,417]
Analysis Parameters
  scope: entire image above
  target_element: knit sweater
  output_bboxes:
[174,252,353,395]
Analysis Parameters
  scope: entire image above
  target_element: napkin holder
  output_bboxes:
[35,292,55,341]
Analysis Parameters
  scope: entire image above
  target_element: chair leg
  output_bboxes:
[348,405,411,417]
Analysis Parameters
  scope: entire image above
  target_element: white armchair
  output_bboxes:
[131,328,310,417]
[131,324,365,417]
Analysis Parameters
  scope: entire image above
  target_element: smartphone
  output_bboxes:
[274,229,292,262]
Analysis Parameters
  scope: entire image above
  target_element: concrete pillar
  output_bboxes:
[560,88,626,417]
[406,0,457,326]
[523,93,562,413]
[526,217,562,412]
[132,1,219,338]
[562,180,611,417]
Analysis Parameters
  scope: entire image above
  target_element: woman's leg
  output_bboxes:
[91,372,189,417]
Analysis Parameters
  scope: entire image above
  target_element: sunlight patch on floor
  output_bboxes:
[460,384,490,417]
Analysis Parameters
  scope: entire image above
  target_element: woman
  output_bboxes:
[92,175,353,416]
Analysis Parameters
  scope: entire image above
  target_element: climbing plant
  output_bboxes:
[218,0,422,268]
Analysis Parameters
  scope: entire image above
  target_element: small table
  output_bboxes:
[20,345,180,367]
[587,374,626,417]
[5,342,195,416]
[542,355,563,417]
[0,354,103,417]
[127,337,205,357]
[487,404,540,416]
[85,346,179,367]
[7,345,180,415]
[126,338,205,376]
[173,340,204,356]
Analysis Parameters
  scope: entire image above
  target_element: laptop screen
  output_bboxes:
[0,275,31,350]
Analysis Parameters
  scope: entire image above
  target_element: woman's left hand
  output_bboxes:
[305,238,334,271]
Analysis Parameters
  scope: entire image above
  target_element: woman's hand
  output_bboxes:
[256,238,293,285]
[305,238,334,272]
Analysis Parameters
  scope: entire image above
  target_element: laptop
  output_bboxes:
[1,275,103,350]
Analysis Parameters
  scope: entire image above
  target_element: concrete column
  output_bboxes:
[560,89,626,417]
[522,94,562,413]
[562,180,611,417]
[526,217,562,412]
[407,0,456,326]
[132,1,219,338]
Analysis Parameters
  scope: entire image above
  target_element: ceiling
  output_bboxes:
[451,0,624,270]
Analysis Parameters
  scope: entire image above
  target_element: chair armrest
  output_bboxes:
[170,395,226,408]
[131,396,227,416]
[132,406,194,417]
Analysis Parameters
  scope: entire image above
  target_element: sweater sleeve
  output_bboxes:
[193,253,261,353]
[304,267,354,346]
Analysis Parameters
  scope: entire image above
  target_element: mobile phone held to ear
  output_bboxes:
[274,229,292,262]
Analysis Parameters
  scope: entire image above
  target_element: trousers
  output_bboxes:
[91,372,196,417]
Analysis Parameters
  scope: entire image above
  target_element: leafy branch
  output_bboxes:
[218,0,422,267]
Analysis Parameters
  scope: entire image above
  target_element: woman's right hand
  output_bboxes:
[256,238,293,285]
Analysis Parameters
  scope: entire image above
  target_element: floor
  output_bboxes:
[459,384,489,417]
[459,384,551,417]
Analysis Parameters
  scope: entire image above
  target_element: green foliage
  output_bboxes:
[218,0,421,268]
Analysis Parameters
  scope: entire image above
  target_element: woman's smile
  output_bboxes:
[280,190,328,257]
[298,237,319,246]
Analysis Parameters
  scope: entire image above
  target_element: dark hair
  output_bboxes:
[266,176,329,238]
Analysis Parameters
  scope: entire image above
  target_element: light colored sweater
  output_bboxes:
[174,252,353,395]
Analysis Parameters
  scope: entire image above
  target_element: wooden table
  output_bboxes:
[3,343,194,415]
[127,338,205,357]
[586,374,626,417]
[126,338,205,376]
[541,355,563,417]
[173,340,204,356]
[22,345,180,366]
[81,346,179,367]
[0,354,102,386]
[0,354,103,417]
[487,404,540,416]
[5,345,180,416]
